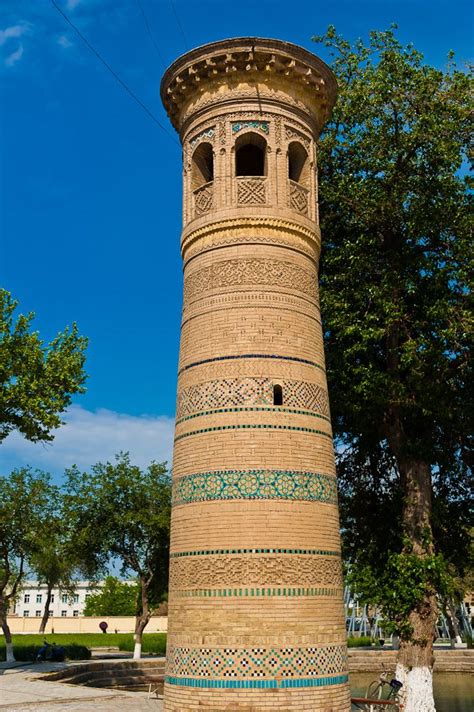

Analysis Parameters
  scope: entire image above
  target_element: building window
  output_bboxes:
[235,133,266,177]
[23,610,29,617]
[61,594,68,604]
[273,384,283,406]
[35,610,41,617]
[192,142,214,190]
[288,141,309,186]
[73,610,79,617]
[61,611,67,617]
[50,594,55,603]
[24,594,30,603]
[73,594,79,603]
[36,594,42,604]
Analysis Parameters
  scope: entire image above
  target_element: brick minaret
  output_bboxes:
[161,38,350,711]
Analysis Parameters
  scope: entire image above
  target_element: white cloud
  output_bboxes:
[57,34,73,49]
[66,0,83,9]
[0,405,175,474]
[4,43,23,67]
[0,24,27,46]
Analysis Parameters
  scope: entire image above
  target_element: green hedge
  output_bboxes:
[347,636,373,647]
[118,633,167,655]
[0,643,91,662]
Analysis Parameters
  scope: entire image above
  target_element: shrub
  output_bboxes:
[0,643,91,662]
[347,636,373,647]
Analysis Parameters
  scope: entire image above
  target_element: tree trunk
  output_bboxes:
[395,458,437,712]
[39,584,53,634]
[445,598,462,645]
[0,602,15,663]
[133,578,152,659]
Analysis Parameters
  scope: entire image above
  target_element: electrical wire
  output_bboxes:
[170,0,189,51]
[51,0,179,147]
[135,0,167,68]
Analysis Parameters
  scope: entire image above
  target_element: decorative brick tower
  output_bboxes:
[161,38,350,711]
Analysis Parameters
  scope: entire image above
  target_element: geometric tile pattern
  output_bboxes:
[169,553,343,589]
[189,127,215,149]
[166,644,348,679]
[176,377,329,418]
[183,257,317,303]
[178,352,326,375]
[172,469,337,506]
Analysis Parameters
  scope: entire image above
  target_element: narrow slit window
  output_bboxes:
[273,384,283,406]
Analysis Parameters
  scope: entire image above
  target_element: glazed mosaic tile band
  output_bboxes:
[172,469,338,506]
[175,405,331,426]
[165,674,349,689]
[166,643,348,680]
[174,422,332,443]
[178,352,326,375]
[169,547,341,558]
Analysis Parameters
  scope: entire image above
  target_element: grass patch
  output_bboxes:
[347,636,373,647]
[118,633,166,655]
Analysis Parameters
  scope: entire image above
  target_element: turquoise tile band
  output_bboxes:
[172,469,338,506]
[164,674,349,689]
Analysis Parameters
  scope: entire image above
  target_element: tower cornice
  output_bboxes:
[160,37,337,133]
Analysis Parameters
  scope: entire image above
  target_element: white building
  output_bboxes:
[13,581,96,619]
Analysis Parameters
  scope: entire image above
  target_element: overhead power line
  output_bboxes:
[170,0,189,52]
[135,0,167,68]
[50,0,179,147]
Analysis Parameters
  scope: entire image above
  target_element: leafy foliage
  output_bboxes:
[0,468,57,644]
[0,288,88,442]
[83,576,140,617]
[64,453,171,648]
[313,25,473,645]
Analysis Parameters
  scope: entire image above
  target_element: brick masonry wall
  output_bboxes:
[161,39,349,711]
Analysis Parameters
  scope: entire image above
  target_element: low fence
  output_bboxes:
[8,615,168,635]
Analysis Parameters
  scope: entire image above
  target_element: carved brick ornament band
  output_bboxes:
[172,469,337,506]
[169,553,343,590]
[176,377,329,418]
[183,258,318,303]
[166,643,348,681]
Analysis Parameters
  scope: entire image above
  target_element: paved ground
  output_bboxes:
[0,663,163,712]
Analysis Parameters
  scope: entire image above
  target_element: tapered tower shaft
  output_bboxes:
[161,38,350,711]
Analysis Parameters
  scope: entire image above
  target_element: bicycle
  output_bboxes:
[351,665,403,711]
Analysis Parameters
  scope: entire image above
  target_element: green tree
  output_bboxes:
[64,453,171,658]
[83,576,140,617]
[0,289,88,443]
[0,468,55,661]
[29,506,78,634]
[313,26,473,710]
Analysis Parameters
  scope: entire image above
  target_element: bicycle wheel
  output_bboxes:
[366,681,383,699]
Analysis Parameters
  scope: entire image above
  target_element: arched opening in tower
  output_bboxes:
[192,142,214,189]
[235,132,267,176]
[288,141,309,186]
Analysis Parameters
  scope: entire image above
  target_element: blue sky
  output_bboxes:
[1,0,472,477]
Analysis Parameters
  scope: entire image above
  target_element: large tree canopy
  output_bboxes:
[313,26,472,710]
[0,289,88,442]
[64,453,171,658]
